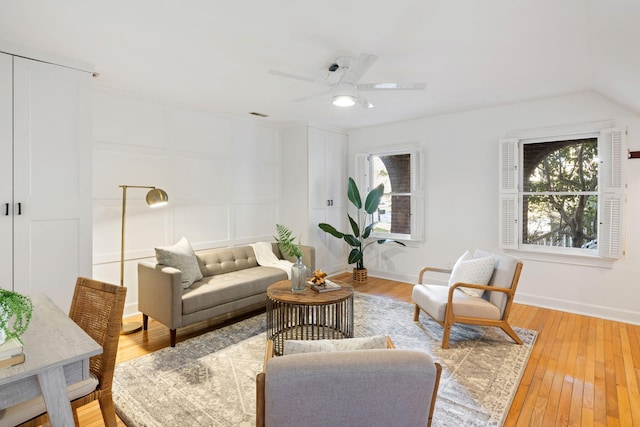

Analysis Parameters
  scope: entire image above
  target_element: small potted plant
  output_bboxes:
[0,289,33,345]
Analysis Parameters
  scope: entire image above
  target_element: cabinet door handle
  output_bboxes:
[3,203,8,216]
[330,199,334,206]
[17,202,21,215]
[327,200,330,207]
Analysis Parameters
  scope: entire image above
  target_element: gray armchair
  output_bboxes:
[412,249,523,349]
[256,338,441,427]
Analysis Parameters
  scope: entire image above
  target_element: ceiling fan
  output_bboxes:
[268,53,426,108]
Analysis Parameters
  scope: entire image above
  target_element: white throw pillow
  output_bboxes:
[448,251,495,298]
[283,336,389,355]
[155,237,203,289]
[283,340,337,355]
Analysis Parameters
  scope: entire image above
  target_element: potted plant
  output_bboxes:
[274,224,307,292]
[0,289,33,345]
[319,177,406,281]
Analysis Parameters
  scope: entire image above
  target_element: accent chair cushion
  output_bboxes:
[448,250,496,297]
[474,249,521,315]
[155,237,203,289]
[412,283,501,322]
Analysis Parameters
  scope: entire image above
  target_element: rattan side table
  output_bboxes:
[266,280,354,356]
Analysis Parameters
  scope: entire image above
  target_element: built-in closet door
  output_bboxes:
[0,53,12,289]
[307,127,347,274]
[12,57,92,311]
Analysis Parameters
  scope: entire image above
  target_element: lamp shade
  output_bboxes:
[146,188,169,207]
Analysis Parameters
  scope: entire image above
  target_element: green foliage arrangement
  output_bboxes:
[274,223,303,259]
[0,289,33,341]
[319,177,406,270]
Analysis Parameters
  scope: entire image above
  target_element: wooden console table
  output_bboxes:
[0,293,102,427]
[266,280,354,356]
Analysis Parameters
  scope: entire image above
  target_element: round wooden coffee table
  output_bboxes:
[266,280,354,356]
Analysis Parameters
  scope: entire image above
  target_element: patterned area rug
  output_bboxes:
[113,293,536,426]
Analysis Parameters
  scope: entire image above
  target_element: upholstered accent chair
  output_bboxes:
[412,250,523,349]
[10,277,126,427]
[256,337,442,427]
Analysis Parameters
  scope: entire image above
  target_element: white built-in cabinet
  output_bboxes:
[0,50,92,312]
[281,125,347,274]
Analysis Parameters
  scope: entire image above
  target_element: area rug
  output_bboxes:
[113,293,536,427]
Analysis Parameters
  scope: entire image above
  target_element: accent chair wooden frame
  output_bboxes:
[413,255,524,349]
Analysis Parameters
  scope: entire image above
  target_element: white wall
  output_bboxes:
[91,88,282,316]
[348,91,640,325]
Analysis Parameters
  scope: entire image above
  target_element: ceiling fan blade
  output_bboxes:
[358,95,374,109]
[358,82,427,91]
[349,53,378,80]
[267,69,316,84]
[292,89,331,103]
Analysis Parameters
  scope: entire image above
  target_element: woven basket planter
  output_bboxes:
[353,268,368,282]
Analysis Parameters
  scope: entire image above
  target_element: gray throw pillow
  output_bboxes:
[155,237,203,289]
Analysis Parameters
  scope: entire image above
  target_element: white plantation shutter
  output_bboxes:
[598,128,625,258]
[600,128,624,191]
[499,194,518,249]
[498,139,519,249]
[354,153,369,193]
[499,138,519,193]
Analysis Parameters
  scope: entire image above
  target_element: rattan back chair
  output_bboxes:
[18,277,127,427]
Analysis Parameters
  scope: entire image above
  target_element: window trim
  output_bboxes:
[498,124,626,261]
[355,146,424,242]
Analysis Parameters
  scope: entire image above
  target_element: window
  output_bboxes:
[499,127,625,258]
[355,148,423,241]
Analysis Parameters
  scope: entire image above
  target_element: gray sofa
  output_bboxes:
[138,243,315,347]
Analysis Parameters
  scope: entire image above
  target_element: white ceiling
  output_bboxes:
[1,0,639,130]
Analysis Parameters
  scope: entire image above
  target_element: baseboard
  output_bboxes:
[516,292,640,326]
[123,303,141,318]
[365,268,448,286]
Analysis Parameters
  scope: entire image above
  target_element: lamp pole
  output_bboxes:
[119,185,168,334]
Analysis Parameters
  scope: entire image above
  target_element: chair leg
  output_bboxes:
[98,392,118,427]
[441,322,452,349]
[73,407,80,426]
[413,305,421,321]
[500,323,523,345]
[142,313,149,330]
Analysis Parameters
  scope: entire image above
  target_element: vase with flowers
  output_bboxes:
[274,224,307,292]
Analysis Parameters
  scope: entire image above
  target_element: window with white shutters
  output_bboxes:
[498,127,625,259]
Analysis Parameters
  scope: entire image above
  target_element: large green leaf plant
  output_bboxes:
[319,177,405,270]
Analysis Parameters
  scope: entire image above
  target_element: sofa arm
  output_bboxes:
[274,244,316,271]
[138,261,184,330]
[299,245,316,271]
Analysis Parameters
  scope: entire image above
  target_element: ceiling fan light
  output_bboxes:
[332,94,356,107]
[332,82,357,107]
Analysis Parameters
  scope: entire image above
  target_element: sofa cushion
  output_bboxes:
[182,266,287,315]
[474,249,521,316]
[196,246,260,277]
[155,237,203,289]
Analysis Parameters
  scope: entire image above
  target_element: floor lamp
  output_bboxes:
[119,185,169,334]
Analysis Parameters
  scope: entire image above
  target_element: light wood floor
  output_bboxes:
[75,274,640,427]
